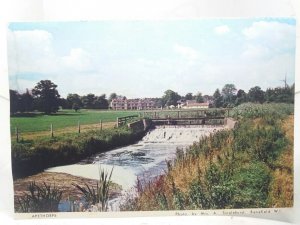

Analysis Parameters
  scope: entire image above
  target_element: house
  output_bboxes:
[182,100,209,109]
[110,98,156,110]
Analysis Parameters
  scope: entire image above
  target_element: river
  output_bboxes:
[46,125,223,211]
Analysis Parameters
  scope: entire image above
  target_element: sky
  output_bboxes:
[7,19,296,98]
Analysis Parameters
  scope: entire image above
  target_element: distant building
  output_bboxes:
[110,97,156,110]
[182,100,209,109]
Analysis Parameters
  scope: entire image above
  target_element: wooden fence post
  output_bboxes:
[50,123,54,138]
[15,127,19,143]
[78,121,81,134]
[116,117,119,128]
[100,119,102,131]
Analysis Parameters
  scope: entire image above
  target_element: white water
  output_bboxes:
[46,125,222,210]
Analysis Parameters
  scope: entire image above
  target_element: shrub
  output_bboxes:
[231,162,271,208]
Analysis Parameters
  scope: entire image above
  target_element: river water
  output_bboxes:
[46,125,222,211]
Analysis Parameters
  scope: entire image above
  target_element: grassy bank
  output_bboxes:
[12,124,146,179]
[120,103,294,210]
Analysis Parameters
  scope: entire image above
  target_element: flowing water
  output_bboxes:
[46,125,223,211]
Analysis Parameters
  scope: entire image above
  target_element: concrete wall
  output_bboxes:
[128,119,152,131]
[225,117,237,129]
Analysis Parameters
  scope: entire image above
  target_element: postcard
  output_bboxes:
[8,19,295,218]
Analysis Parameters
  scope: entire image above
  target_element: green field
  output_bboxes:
[10,109,139,134]
[10,108,229,135]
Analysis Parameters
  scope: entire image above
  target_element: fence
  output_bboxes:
[116,115,139,127]
[139,108,231,119]
[14,119,105,142]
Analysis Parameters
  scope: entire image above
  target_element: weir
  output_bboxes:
[151,116,225,126]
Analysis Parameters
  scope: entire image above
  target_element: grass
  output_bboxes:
[10,109,139,135]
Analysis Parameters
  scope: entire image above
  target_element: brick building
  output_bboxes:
[110,97,156,110]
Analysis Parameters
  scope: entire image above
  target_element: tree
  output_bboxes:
[31,80,60,114]
[108,93,117,102]
[265,84,294,104]
[10,90,20,115]
[81,94,96,109]
[59,97,69,109]
[161,90,181,107]
[93,94,109,109]
[221,84,237,107]
[235,89,247,106]
[67,94,82,109]
[195,92,204,103]
[213,89,223,108]
[184,93,193,101]
[19,89,34,112]
[72,103,80,112]
[248,86,265,103]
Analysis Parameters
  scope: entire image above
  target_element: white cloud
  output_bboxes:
[243,21,295,50]
[241,45,271,60]
[214,25,230,35]
[8,29,57,75]
[8,29,94,77]
[61,48,93,72]
[173,43,198,61]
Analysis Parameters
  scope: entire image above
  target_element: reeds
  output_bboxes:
[73,167,114,211]
[17,182,62,212]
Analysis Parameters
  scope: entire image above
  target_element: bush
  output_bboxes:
[231,162,271,208]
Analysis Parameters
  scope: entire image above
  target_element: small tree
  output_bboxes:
[72,103,80,112]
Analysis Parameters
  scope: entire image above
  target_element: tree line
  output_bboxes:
[161,83,294,108]
[10,80,115,115]
[10,79,294,115]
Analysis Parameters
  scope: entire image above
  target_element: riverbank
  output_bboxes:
[12,123,148,179]
[120,103,294,210]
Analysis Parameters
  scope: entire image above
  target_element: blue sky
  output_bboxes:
[8,19,296,98]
